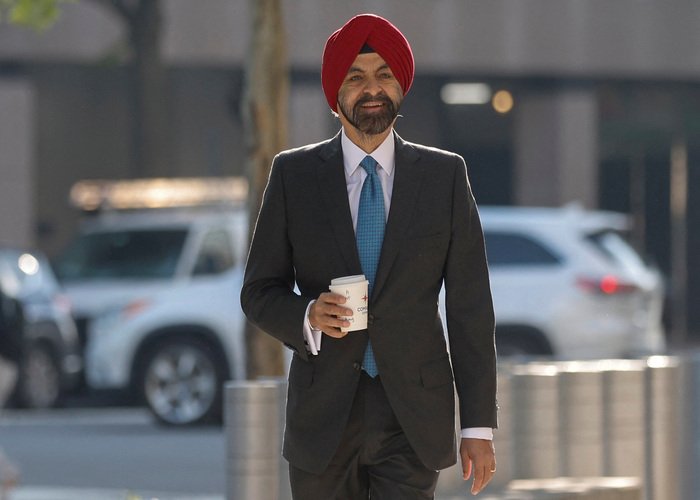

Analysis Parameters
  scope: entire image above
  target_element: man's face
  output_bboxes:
[337,52,404,136]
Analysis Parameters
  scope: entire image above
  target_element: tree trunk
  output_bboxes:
[242,0,288,378]
[88,0,169,177]
[129,0,168,177]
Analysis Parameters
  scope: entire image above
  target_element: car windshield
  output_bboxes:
[54,229,188,281]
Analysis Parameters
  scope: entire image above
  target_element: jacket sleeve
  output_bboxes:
[240,157,311,360]
[443,155,498,429]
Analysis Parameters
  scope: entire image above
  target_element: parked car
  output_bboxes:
[0,248,81,408]
[475,205,666,359]
[56,180,666,425]
[53,203,248,426]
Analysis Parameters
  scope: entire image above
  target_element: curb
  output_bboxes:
[8,486,224,500]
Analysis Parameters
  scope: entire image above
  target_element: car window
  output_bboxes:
[585,230,647,274]
[484,232,561,266]
[54,229,188,281]
[192,229,235,276]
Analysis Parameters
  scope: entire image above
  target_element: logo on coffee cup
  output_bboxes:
[329,274,369,333]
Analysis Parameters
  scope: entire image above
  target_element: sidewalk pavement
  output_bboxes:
[6,487,517,500]
[7,486,224,500]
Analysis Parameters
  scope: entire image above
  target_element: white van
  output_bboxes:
[54,178,249,426]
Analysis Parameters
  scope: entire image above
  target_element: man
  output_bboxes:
[0,285,22,498]
[241,13,497,499]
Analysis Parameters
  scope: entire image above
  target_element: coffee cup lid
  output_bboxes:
[330,274,367,286]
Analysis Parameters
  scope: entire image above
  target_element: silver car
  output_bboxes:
[0,248,82,408]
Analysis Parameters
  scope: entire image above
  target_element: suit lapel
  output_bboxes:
[373,133,423,297]
[317,133,362,273]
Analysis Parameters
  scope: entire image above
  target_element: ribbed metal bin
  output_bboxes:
[680,352,700,500]
[600,359,647,482]
[557,361,605,477]
[510,363,560,479]
[509,477,641,499]
[435,365,514,496]
[491,364,514,491]
[223,355,700,500]
[225,379,288,500]
[645,356,682,500]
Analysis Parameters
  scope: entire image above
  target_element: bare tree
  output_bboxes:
[242,0,288,378]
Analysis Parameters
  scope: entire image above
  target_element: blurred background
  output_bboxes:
[1,0,698,343]
[1,1,699,499]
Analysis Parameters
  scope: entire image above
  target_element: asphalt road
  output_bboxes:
[0,407,226,500]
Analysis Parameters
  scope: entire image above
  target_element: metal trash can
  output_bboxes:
[510,363,560,479]
[557,361,605,477]
[600,359,648,482]
[679,352,700,500]
[645,356,682,500]
[225,379,287,500]
[435,363,513,496]
[508,477,641,500]
[491,363,514,491]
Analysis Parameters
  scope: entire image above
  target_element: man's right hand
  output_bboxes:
[309,292,353,338]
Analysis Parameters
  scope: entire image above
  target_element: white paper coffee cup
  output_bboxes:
[329,274,369,332]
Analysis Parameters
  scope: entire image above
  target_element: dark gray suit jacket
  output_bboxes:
[240,131,497,474]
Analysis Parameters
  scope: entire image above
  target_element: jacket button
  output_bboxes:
[353,362,361,371]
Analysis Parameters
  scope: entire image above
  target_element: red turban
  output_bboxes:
[321,14,415,112]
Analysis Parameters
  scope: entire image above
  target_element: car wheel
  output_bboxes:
[17,342,61,409]
[141,338,223,426]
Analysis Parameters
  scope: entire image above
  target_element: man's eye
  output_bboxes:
[348,75,363,82]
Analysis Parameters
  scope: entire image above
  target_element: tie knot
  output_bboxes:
[360,156,379,177]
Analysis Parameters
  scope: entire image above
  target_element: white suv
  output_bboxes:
[476,205,666,359]
[54,207,248,425]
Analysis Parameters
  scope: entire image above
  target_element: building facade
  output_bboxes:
[1,0,699,338]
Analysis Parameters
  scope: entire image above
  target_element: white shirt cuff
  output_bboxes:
[460,427,493,440]
[303,300,322,355]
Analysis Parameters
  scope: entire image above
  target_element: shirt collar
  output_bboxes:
[341,128,395,177]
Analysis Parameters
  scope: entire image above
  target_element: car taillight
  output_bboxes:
[576,275,639,295]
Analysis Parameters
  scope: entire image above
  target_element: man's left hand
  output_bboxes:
[460,438,496,495]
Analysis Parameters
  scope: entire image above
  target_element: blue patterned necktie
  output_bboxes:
[356,155,385,378]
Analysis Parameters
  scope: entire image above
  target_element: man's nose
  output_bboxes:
[362,77,383,95]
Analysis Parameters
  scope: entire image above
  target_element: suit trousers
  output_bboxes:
[289,372,439,500]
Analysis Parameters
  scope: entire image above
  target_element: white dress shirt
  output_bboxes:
[302,128,492,441]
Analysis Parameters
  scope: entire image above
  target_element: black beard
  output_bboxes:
[338,93,399,136]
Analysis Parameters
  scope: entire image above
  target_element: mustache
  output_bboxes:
[354,93,394,109]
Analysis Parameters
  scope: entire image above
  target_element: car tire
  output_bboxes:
[16,341,61,409]
[140,337,224,426]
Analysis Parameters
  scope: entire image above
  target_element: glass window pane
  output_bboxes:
[193,230,235,276]
[484,232,561,266]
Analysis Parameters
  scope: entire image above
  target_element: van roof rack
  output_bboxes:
[69,177,248,212]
